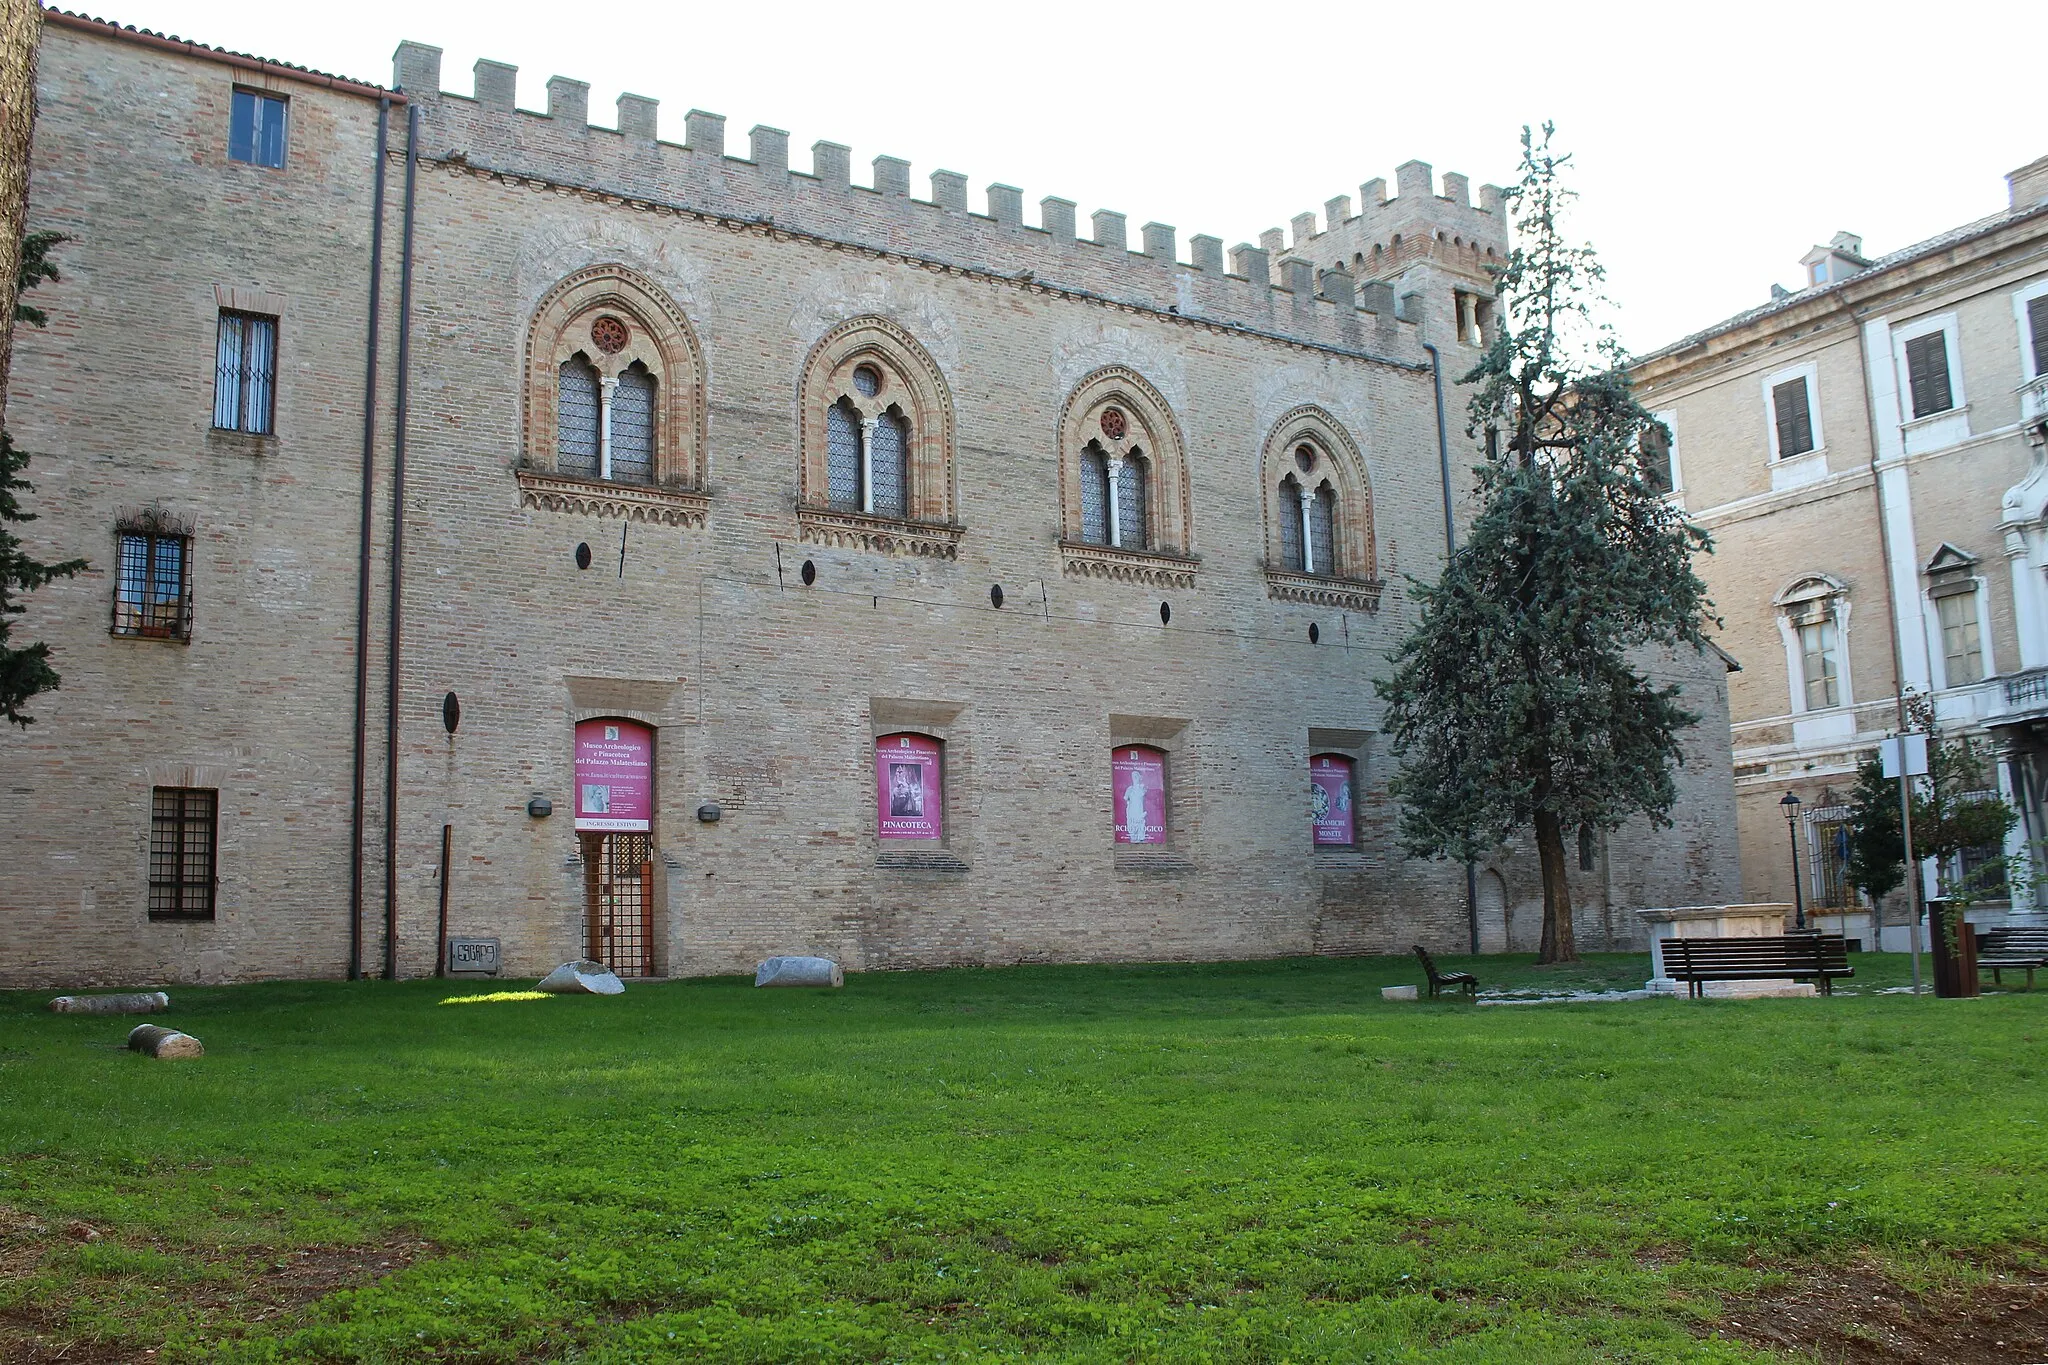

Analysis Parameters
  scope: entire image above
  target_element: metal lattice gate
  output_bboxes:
[583,832,654,977]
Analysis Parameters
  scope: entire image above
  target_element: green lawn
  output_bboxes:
[2,954,2042,1362]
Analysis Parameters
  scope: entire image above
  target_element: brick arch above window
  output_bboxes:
[796,315,961,559]
[1057,366,1198,590]
[518,263,708,527]
[1260,406,1382,612]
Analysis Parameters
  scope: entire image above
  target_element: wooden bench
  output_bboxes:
[1412,945,1478,999]
[1976,928,2048,989]
[1662,934,1853,997]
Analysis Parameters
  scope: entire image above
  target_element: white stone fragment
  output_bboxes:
[754,956,843,988]
[48,991,170,1014]
[535,960,626,995]
[1380,985,1419,1002]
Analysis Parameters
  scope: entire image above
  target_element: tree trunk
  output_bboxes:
[0,0,40,431]
[1534,808,1579,963]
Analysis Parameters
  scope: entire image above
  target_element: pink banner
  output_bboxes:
[1311,753,1355,845]
[574,719,653,831]
[877,732,943,840]
[1113,746,1167,844]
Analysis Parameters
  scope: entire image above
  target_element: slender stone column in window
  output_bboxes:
[1298,484,1315,575]
[860,414,878,514]
[598,374,619,481]
[1105,454,1125,548]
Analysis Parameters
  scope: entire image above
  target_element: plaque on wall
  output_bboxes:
[447,937,502,976]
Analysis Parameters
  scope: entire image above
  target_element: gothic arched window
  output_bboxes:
[798,317,958,556]
[525,264,706,493]
[1278,473,1305,570]
[1057,368,1193,586]
[1261,411,1380,611]
[1310,481,1337,576]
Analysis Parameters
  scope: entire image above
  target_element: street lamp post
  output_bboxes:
[1780,791,1806,931]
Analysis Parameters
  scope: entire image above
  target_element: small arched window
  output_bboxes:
[610,361,657,484]
[827,398,863,510]
[558,354,601,478]
[1080,441,1111,545]
[871,408,910,519]
[1310,481,1337,576]
[1278,474,1305,570]
[1116,451,1149,551]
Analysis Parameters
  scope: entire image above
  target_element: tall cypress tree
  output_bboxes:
[1376,126,1715,963]
[2,229,85,728]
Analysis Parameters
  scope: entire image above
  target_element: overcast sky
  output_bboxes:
[81,0,2042,353]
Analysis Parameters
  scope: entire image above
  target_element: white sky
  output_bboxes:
[85,0,2043,353]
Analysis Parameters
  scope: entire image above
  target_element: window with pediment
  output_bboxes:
[1057,368,1194,588]
[520,264,707,526]
[1774,573,1852,713]
[1261,410,1380,611]
[798,318,959,558]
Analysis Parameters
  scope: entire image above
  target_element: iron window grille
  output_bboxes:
[1309,482,1337,576]
[1802,804,1856,910]
[112,509,194,640]
[609,363,657,484]
[557,355,601,477]
[228,89,288,168]
[214,310,277,434]
[826,398,863,510]
[1115,453,1148,550]
[1080,443,1111,545]
[149,786,218,920]
[1278,474,1305,570]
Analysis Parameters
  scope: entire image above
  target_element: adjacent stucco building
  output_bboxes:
[1632,156,2048,941]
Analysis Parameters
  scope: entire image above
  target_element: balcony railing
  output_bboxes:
[2005,666,2048,707]
[2023,373,2048,431]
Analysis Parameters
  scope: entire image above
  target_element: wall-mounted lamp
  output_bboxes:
[697,802,723,823]
[527,794,553,819]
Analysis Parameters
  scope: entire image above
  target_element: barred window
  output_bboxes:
[1310,482,1337,576]
[1278,474,1305,570]
[827,398,863,510]
[870,409,909,518]
[149,787,217,920]
[1080,443,1111,545]
[1116,452,1149,551]
[610,362,657,484]
[214,310,277,434]
[114,529,192,639]
[228,89,288,168]
[557,355,601,477]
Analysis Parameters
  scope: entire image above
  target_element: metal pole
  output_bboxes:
[1786,811,1806,930]
[1898,771,1923,995]
[434,823,451,979]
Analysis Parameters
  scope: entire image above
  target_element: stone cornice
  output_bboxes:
[515,469,709,527]
[796,506,965,558]
[1058,541,1200,589]
[1262,568,1384,612]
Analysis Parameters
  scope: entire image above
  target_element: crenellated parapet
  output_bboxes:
[1265,159,1509,302]
[388,41,1461,364]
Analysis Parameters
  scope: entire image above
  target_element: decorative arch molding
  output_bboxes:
[513,220,711,325]
[1259,404,1383,612]
[518,264,709,523]
[1773,571,1854,715]
[789,270,962,378]
[796,314,962,558]
[1056,365,1199,588]
[1049,324,1189,414]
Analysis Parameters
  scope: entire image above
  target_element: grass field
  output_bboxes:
[2,953,2043,1363]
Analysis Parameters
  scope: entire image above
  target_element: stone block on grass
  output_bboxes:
[127,1024,203,1059]
[536,960,625,995]
[1381,985,1419,1002]
[48,991,169,1014]
[755,956,843,988]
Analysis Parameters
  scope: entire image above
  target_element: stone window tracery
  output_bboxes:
[521,264,707,526]
[1261,413,1379,610]
[798,316,959,558]
[1058,368,1195,587]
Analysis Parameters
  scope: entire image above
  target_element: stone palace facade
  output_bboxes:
[0,11,1740,985]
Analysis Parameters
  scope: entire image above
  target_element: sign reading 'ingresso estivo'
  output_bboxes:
[574,719,653,831]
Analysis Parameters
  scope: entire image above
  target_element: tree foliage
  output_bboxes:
[1376,126,1716,963]
[1844,694,2017,907]
[3,229,85,728]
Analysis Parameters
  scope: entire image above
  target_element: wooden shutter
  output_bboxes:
[2029,295,2048,377]
[1772,379,1814,457]
[1904,332,1953,418]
